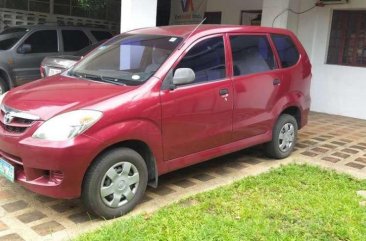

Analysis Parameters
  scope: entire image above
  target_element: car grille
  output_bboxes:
[0,105,40,135]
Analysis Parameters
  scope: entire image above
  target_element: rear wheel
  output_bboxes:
[82,148,148,219]
[0,77,9,95]
[264,114,298,159]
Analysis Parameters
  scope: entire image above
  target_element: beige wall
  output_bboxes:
[206,0,263,25]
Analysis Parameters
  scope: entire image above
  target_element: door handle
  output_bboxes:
[219,88,229,96]
[219,88,229,102]
[273,79,281,86]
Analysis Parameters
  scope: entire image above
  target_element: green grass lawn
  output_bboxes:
[77,165,366,241]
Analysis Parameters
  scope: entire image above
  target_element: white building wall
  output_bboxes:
[120,0,157,32]
[262,0,366,120]
[297,0,366,119]
[206,0,263,25]
[117,0,366,119]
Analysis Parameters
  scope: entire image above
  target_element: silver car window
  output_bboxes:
[0,32,26,50]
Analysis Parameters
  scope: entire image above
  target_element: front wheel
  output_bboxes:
[264,114,298,159]
[82,148,148,219]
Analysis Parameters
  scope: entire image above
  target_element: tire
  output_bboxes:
[264,114,298,159]
[82,148,148,219]
[0,77,9,95]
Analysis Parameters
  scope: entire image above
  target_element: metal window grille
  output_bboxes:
[327,10,366,67]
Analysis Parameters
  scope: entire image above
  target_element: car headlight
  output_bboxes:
[0,92,8,105]
[33,110,102,141]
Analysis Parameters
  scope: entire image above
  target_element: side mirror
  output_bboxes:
[18,44,32,54]
[172,68,195,87]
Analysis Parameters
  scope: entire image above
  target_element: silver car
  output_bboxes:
[0,24,113,94]
[40,41,104,78]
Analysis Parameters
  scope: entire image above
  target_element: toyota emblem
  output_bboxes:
[3,112,14,125]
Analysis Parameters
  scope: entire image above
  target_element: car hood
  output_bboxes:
[3,75,138,120]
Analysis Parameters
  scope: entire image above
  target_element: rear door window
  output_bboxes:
[230,35,276,76]
[176,36,226,84]
[91,31,113,41]
[23,30,58,53]
[62,30,91,52]
[271,34,300,68]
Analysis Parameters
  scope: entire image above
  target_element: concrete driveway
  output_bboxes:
[0,112,365,241]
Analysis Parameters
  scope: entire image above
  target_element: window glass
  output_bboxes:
[176,37,226,83]
[91,31,113,41]
[230,35,275,76]
[0,31,27,50]
[23,30,58,53]
[0,37,20,50]
[62,30,90,52]
[70,34,182,86]
[272,34,299,68]
[327,10,366,67]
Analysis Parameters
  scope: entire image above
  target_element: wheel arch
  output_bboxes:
[84,139,158,189]
[280,106,301,129]
[0,68,13,90]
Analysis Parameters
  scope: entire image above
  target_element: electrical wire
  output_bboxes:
[272,5,317,27]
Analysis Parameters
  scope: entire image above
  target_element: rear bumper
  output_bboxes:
[0,130,100,199]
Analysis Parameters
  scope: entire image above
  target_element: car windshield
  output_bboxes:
[68,34,182,86]
[0,32,27,50]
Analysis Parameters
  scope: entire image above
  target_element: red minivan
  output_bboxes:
[0,25,311,218]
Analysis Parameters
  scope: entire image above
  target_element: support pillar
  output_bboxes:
[120,0,158,33]
[261,0,301,34]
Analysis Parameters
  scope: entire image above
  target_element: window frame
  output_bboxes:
[326,10,366,67]
[227,33,279,77]
[169,34,229,88]
[20,29,60,54]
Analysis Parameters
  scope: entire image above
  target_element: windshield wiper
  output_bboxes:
[100,76,127,86]
[69,71,126,86]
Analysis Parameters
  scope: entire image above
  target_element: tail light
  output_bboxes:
[40,66,45,78]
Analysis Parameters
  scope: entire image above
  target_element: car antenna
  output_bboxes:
[178,17,207,50]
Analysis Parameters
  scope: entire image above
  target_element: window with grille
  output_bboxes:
[327,10,366,67]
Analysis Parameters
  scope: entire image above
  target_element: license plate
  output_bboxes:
[48,68,62,76]
[0,158,14,183]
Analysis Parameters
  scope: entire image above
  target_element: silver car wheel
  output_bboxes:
[278,123,295,152]
[100,162,140,208]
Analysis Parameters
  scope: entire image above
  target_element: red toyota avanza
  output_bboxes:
[0,25,311,219]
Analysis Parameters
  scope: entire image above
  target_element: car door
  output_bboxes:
[160,35,233,161]
[13,29,59,86]
[229,33,284,141]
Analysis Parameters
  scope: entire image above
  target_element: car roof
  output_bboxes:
[127,24,295,38]
[5,24,110,31]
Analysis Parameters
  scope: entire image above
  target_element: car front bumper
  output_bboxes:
[0,124,99,199]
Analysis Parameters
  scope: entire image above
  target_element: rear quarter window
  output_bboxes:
[271,34,300,68]
[62,30,91,52]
